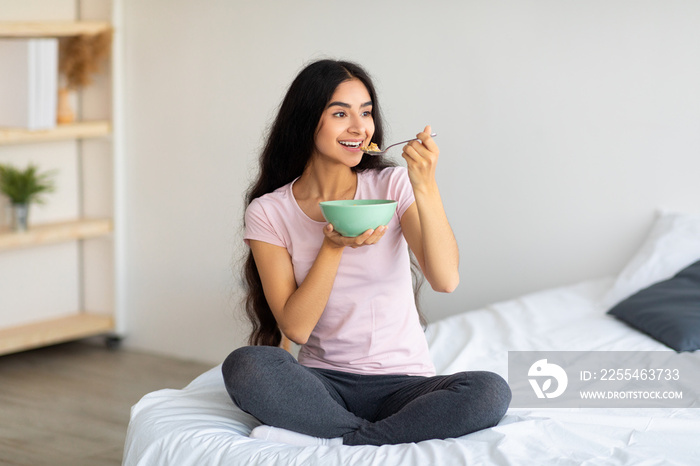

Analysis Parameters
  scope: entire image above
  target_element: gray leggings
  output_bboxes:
[222,346,511,446]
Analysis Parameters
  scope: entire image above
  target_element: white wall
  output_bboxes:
[121,0,700,364]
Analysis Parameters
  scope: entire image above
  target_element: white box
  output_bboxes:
[0,38,58,130]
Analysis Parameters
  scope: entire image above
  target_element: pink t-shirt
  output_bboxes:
[244,166,435,376]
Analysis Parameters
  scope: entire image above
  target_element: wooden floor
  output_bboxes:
[0,340,213,466]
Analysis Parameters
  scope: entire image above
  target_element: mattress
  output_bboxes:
[123,276,700,465]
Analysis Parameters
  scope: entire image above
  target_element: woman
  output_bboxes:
[222,59,511,446]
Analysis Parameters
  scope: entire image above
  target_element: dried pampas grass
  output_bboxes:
[59,30,112,89]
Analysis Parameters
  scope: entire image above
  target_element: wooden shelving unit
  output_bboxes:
[0,14,118,355]
[0,314,114,356]
[0,121,111,146]
[0,218,112,251]
[0,21,111,37]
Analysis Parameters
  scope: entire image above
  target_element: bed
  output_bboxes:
[123,210,700,465]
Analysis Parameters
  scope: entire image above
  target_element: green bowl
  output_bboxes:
[319,199,398,237]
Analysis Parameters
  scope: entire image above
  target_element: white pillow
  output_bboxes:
[602,210,700,309]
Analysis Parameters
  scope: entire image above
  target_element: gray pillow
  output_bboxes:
[607,259,700,352]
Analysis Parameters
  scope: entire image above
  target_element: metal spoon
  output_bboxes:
[362,132,437,156]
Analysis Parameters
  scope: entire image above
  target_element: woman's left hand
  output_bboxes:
[401,125,439,193]
[323,223,387,249]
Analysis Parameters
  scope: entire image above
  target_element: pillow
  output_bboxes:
[607,259,700,352]
[602,211,700,309]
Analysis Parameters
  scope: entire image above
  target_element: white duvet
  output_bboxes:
[123,277,700,465]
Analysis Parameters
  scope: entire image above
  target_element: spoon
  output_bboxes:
[362,132,438,156]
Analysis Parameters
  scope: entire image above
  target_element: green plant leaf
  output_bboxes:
[0,163,57,205]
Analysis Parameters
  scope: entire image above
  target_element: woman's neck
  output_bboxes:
[294,160,357,203]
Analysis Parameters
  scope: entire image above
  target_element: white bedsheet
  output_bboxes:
[123,278,700,465]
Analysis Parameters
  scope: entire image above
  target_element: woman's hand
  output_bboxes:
[401,125,440,193]
[322,223,388,249]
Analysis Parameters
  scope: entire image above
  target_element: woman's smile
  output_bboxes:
[338,139,364,150]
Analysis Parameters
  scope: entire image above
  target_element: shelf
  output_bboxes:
[0,218,112,252]
[0,121,111,146]
[0,313,114,356]
[0,21,111,37]
[0,14,120,356]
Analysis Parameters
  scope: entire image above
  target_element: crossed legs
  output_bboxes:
[222,346,511,446]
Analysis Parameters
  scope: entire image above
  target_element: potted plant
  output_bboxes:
[0,163,56,232]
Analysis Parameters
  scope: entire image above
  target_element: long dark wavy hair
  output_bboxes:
[243,59,422,346]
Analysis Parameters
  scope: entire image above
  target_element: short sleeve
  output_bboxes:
[389,167,415,219]
[244,198,285,248]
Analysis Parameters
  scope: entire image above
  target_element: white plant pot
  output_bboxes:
[11,203,29,232]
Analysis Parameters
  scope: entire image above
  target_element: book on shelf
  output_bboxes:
[0,37,58,130]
